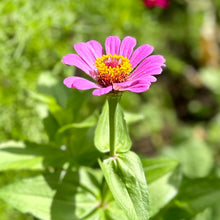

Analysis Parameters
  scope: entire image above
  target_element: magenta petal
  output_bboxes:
[105,36,121,55]
[74,43,96,69]
[63,36,165,95]
[131,62,165,77]
[143,55,166,65]
[155,0,169,8]
[63,76,100,90]
[113,79,147,89]
[92,86,113,96]
[119,36,136,59]
[113,80,151,93]
[129,75,157,82]
[62,54,92,75]
[131,66,163,81]
[113,80,137,89]
[124,84,151,93]
[144,0,168,8]
[130,55,165,79]
[130,44,154,68]
[87,40,104,59]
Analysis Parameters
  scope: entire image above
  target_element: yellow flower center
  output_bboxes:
[95,54,132,87]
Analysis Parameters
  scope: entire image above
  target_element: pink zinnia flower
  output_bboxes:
[62,36,165,96]
[143,0,169,8]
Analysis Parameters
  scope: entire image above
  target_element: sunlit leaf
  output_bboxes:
[0,141,67,171]
[154,177,220,220]
[162,139,214,178]
[142,157,179,184]
[124,111,144,125]
[30,92,67,126]
[58,111,98,133]
[99,151,149,220]
[95,101,131,153]
[0,168,102,220]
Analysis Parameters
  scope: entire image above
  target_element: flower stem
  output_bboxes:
[108,95,120,157]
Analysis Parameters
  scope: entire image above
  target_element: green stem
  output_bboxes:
[108,95,120,157]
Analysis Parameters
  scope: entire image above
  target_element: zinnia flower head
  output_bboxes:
[62,36,165,96]
[143,0,169,8]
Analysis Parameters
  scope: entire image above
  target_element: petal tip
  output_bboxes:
[63,77,74,88]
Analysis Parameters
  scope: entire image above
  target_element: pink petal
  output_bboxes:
[87,40,104,59]
[113,80,141,89]
[143,55,166,65]
[105,36,121,55]
[74,43,96,69]
[113,79,149,88]
[143,0,168,8]
[155,0,169,8]
[119,36,136,59]
[131,66,164,81]
[113,80,151,93]
[130,55,165,79]
[143,0,156,7]
[63,76,100,90]
[92,86,113,96]
[130,44,154,68]
[129,75,157,82]
[124,84,151,93]
[62,54,92,75]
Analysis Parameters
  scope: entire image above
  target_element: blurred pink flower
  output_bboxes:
[143,0,169,8]
[62,36,165,96]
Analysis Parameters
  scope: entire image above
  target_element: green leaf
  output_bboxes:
[95,101,131,153]
[124,111,144,125]
[37,71,70,109]
[163,139,214,177]
[64,89,91,121]
[98,202,130,220]
[43,112,60,141]
[0,167,131,220]
[31,92,67,126]
[0,168,103,220]
[56,111,100,166]
[193,208,214,220]
[148,169,182,218]
[0,141,67,171]
[99,151,149,220]
[58,110,98,133]
[155,177,220,220]
[141,158,181,217]
[58,125,100,166]
[200,67,220,95]
[0,174,56,220]
[142,157,179,184]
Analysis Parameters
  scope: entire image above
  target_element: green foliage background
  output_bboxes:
[0,0,220,219]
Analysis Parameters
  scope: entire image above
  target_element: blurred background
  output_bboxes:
[0,0,220,219]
